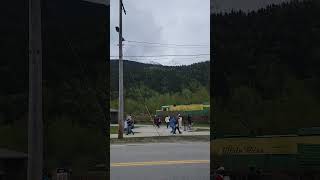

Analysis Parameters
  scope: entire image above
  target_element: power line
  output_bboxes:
[110,54,210,58]
[126,40,209,47]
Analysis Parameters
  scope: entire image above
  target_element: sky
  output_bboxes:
[110,0,210,66]
[86,0,292,66]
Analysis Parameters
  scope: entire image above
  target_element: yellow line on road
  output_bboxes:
[111,160,210,167]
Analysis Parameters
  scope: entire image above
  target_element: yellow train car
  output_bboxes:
[155,103,210,123]
[159,104,209,111]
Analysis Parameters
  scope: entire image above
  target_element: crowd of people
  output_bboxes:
[154,114,193,135]
[124,114,193,136]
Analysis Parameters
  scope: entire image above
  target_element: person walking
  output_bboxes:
[165,115,170,128]
[175,114,182,134]
[214,167,224,180]
[154,115,160,128]
[187,114,192,131]
[126,118,134,135]
[124,118,128,132]
[157,116,162,128]
[183,115,187,131]
[128,114,134,129]
[178,114,183,134]
[169,115,176,134]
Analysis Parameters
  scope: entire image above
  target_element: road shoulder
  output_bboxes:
[110,135,210,144]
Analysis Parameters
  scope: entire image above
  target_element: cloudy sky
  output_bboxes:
[106,0,293,66]
[110,0,210,66]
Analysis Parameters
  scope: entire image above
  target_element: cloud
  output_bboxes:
[110,0,210,66]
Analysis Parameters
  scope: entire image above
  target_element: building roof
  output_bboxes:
[0,148,28,159]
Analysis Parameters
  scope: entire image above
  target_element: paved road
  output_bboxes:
[111,142,210,180]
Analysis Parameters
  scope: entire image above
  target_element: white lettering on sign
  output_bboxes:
[222,145,264,154]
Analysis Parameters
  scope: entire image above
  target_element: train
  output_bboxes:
[212,127,320,180]
[155,103,210,123]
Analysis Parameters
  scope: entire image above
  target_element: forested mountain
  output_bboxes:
[109,60,210,116]
[212,0,320,135]
[110,60,210,97]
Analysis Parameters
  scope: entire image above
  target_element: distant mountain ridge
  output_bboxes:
[110,60,210,98]
[211,0,294,13]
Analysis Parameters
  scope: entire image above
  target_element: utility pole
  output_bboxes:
[118,0,124,139]
[28,0,43,179]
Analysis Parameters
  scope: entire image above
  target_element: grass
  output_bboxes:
[110,126,118,134]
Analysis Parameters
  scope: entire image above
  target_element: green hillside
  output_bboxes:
[110,60,210,116]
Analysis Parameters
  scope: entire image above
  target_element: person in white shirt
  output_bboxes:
[178,115,183,129]
[165,115,170,128]
[124,119,128,132]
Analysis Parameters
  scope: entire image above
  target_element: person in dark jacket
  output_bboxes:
[157,116,162,128]
[174,114,182,134]
[154,115,160,128]
[126,118,135,135]
[187,114,192,131]
[169,115,176,134]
